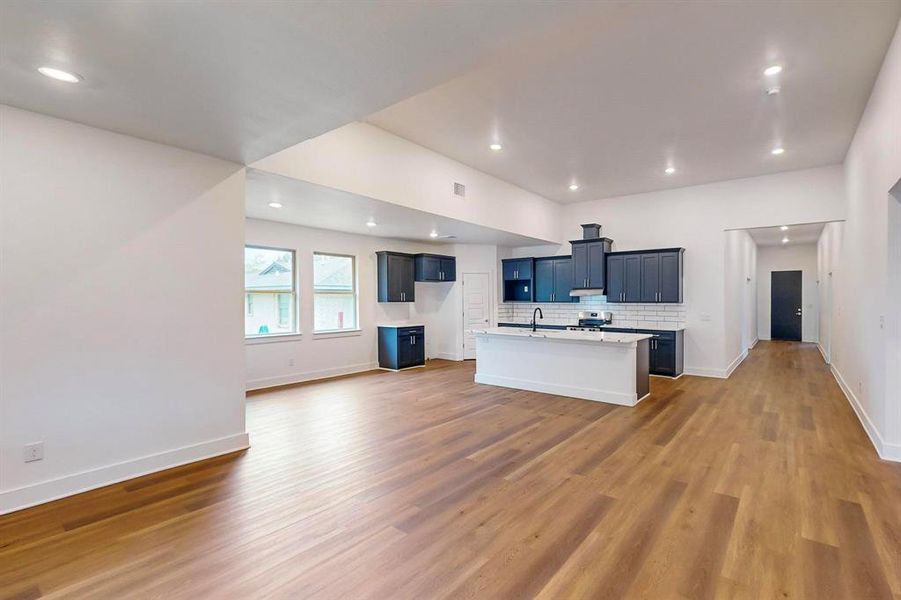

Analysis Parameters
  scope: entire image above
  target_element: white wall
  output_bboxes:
[817,222,843,362]
[724,229,757,371]
[529,165,845,377]
[0,106,248,513]
[756,244,819,343]
[250,122,563,244]
[244,219,498,389]
[828,18,901,460]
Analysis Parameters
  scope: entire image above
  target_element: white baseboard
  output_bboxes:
[817,343,829,364]
[0,432,250,515]
[246,362,377,391]
[474,373,640,406]
[750,337,759,349]
[830,364,900,462]
[684,349,746,380]
[432,351,463,361]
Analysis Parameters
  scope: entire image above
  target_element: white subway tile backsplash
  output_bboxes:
[497,297,686,329]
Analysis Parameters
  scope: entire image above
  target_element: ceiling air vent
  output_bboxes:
[454,182,465,197]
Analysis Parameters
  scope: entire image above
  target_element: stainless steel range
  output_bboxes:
[567,311,613,332]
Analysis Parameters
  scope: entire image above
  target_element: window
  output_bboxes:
[245,246,296,337]
[313,253,357,332]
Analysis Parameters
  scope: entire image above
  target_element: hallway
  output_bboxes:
[2,341,900,599]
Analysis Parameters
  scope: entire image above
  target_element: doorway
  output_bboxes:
[771,270,802,341]
[462,272,490,360]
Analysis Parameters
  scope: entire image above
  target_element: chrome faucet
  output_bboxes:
[531,307,543,332]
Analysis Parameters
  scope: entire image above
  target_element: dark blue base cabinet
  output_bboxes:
[378,326,425,370]
[604,328,684,377]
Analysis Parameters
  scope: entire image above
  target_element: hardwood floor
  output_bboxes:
[2,341,900,599]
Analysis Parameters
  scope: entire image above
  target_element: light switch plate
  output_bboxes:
[24,442,44,463]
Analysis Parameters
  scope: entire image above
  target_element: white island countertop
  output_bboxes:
[473,327,651,345]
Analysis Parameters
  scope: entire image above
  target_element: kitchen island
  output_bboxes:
[473,327,652,406]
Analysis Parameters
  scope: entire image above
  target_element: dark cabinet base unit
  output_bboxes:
[636,329,684,377]
[378,326,425,370]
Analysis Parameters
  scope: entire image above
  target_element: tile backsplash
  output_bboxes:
[497,296,686,330]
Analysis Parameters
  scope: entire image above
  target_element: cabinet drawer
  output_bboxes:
[398,327,424,337]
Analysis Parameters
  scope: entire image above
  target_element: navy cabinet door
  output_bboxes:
[386,254,405,301]
[502,260,517,280]
[397,333,414,367]
[419,256,441,281]
[572,244,589,287]
[624,255,642,302]
[553,258,575,302]
[534,259,554,302]
[587,242,606,288]
[516,259,532,280]
[399,255,415,301]
[653,338,676,375]
[640,253,660,302]
[606,255,625,302]
[411,333,425,365]
[440,258,456,281]
[658,252,681,303]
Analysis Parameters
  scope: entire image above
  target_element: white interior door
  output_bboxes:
[463,272,490,360]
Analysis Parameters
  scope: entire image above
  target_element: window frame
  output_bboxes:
[244,244,299,339]
[312,251,360,334]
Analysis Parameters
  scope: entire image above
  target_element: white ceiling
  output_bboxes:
[746,222,828,246]
[367,1,901,202]
[245,169,550,247]
[0,1,579,163]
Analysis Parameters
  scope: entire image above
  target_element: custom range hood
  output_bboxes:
[569,223,613,297]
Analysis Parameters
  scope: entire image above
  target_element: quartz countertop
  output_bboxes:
[376,322,425,328]
[474,327,652,345]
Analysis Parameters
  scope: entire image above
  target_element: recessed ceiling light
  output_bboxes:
[429,230,438,238]
[489,143,503,151]
[664,166,676,175]
[268,201,283,208]
[780,225,789,231]
[366,219,377,227]
[766,85,781,96]
[37,66,82,83]
[771,147,785,155]
[764,65,783,76]
[782,237,790,244]
[569,183,580,191]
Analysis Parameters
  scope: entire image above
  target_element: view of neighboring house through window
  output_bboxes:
[313,253,357,332]
[245,246,296,337]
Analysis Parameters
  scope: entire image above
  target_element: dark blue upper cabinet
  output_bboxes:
[414,253,456,282]
[533,256,578,303]
[570,238,612,289]
[377,251,415,302]
[534,259,554,302]
[658,251,682,302]
[605,248,684,303]
[502,258,534,302]
[553,257,577,303]
[606,255,625,302]
[640,253,660,302]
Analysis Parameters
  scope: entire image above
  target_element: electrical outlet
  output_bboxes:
[24,442,44,463]
[879,315,885,330]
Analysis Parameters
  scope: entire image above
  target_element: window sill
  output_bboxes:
[245,333,303,345]
[313,329,363,339]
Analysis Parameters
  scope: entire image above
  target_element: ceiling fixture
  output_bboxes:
[664,166,676,175]
[771,147,785,155]
[780,225,789,231]
[37,66,82,83]
[268,201,283,209]
[569,183,580,191]
[429,230,438,238]
[782,237,790,244]
[489,142,503,151]
[764,64,783,76]
[366,219,377,227]
[766,85,781,96]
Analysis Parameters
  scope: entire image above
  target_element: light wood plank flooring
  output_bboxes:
[2,341,900,599]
